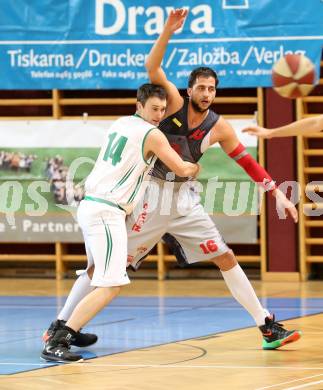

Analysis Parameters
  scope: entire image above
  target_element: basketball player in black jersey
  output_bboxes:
[126,8,301,350]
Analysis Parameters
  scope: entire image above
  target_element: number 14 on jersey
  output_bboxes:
[103,132,128,166]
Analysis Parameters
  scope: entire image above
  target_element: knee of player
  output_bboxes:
[211,250,237,271]
[110,286,121,297]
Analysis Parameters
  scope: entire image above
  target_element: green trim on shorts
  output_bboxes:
[102,219,113,274]
[84,196,125,212]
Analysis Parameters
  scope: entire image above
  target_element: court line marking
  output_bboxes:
[255,374,323,390]
[283,379,323,389]
[1,363,323,370]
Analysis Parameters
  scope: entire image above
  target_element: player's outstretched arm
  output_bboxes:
[214,118,276,192]
[145,8,187,82]
[145,9,187,114]
[210,117,298,223]
[242,115,323,139]
[144,128,199,177]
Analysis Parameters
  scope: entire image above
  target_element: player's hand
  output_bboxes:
[242,126,272,139]
[187,163,201,180]
[272,188,298,223]
[166,8,188,33]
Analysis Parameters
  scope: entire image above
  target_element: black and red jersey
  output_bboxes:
[151,98,220,182]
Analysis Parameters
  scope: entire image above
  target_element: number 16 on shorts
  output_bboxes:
[199,240,218,254]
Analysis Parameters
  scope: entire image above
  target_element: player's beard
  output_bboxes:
[191,97,210,113]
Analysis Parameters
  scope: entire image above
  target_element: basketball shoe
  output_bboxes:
[259,315,301,350]
[41,327,83,363]
[42,319,97,348]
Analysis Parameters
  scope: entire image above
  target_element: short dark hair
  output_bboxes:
[137,83,167,106]
[188,67,219,88]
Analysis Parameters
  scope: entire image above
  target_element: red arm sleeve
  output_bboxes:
[228,143,276,192]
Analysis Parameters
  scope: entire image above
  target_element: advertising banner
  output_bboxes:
[0,1,322,89]
[0,119,258,243]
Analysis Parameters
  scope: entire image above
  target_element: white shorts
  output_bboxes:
[77,199,130,287]
[126,177,229,269]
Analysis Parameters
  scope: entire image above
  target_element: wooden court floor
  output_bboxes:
[0,278,323,390]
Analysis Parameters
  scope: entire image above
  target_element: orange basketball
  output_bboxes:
[272,54,316,99]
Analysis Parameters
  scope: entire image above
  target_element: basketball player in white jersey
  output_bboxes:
[243,115,323,138]
[41,83,199,362]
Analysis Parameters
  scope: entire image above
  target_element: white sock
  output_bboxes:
[58,272,95,321]
[221,264,269,326]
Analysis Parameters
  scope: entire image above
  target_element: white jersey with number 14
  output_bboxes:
[85,115,156,214]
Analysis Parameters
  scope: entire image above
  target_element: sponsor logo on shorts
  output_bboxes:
[137,246,147,255]
[132,202,148,232]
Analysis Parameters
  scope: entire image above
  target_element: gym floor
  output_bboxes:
[0,278,322,389]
